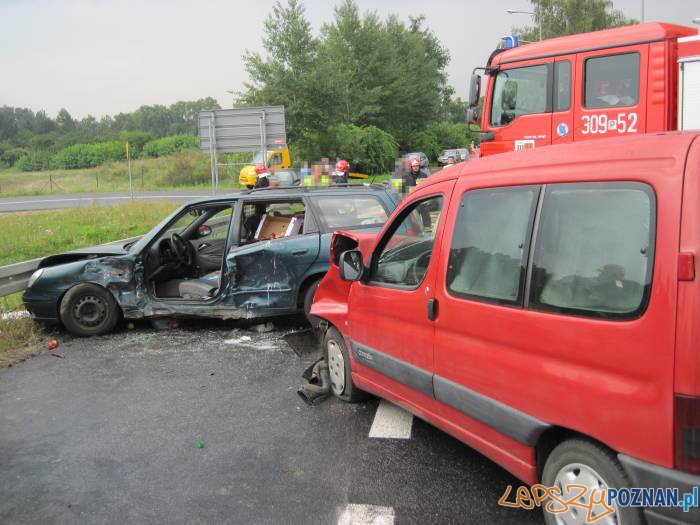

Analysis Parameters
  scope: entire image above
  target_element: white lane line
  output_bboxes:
[338,504,395,525]
[0,195,203,206]
[368,400,413,439]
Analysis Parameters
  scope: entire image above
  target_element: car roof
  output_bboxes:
[491,22,696,67]
[417,132,700,190]
[184,184,392,206]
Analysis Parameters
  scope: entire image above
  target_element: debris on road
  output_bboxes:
[47,340,59,351]
[297,358,330,405]
[248,322,274,333]
[224,335,252,345]
[51,350,65,359]
[283,329,319,357]
[196,440,205,449]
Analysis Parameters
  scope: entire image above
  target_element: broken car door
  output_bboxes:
[226,198,320,313]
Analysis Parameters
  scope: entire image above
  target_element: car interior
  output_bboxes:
[144,199,309,301]
[237,199,308,246]
[145,204,234,300]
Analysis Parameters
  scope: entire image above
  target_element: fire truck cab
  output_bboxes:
[469,23,699,157]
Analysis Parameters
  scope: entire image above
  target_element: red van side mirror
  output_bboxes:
[339,250,364,282]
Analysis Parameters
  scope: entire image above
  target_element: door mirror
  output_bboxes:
[467,107,478,125]
[339,250,364,282]
[468,73,481,107]
[197,224,212,238]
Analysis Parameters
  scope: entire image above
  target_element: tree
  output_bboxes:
[513,0,636,42]
[56,108,76,132]
[239,0,321,141]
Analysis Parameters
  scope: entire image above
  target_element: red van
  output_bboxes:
[311,132,700,525]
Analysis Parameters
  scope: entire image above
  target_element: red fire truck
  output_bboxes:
[467,22,700,157]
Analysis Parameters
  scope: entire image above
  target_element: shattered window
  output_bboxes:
[239,200,306,243]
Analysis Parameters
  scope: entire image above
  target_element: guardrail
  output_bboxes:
[0,236,141,298]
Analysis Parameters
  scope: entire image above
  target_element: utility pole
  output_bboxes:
[507,9,542,40]
[126,142,133,199]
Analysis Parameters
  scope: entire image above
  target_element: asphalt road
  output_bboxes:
[0,190,216,213]
[0,319,544,525]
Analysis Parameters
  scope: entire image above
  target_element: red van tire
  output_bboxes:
[59,283,120,337]
[541,439,643,525]
[324,326,368,403]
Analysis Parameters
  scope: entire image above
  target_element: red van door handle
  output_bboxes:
[427,298,438,321]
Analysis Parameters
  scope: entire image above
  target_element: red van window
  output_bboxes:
[529,182,655,319]
[373,196,444,288]
[446,186,539,305]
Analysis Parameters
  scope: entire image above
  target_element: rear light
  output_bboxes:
[675,394,700,474]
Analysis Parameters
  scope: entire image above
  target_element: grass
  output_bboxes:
[0,201,180,365]
[0,149,398,197]
[0,293,42,368]
[0,201,178,266]
[0,149,245,197]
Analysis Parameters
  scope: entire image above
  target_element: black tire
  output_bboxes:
[324,326,368,403]
[59,283,120,337]
[541,439,643,525]
[302,277,322,327]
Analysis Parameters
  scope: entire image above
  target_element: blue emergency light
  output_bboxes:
[502,35,519,48]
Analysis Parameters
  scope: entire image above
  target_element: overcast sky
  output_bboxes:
[1,0,698,119]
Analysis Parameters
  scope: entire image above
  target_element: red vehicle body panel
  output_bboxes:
[479,23,697,157]
[311,132,700,487]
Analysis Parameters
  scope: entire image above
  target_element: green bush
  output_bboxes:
[427,122,478,150]
[52,141,124,169]
[0,145,28,166]
[119,131,156,158]
[15,150,53,172]
[158,151,210,186]
[404,130,441,161]
[334,125,398,174]
[142,134,198,158]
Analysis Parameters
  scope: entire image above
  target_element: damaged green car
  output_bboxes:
[23,185,398,336]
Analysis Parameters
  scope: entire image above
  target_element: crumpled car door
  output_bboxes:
[226,233,321,313]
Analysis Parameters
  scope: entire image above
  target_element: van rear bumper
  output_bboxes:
[618,454,700,525]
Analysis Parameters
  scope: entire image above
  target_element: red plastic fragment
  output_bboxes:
[47,340,59,350]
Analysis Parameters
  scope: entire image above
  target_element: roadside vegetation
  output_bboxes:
[0,201,178,266]
[0,201,178,365]
[0,293,41,368]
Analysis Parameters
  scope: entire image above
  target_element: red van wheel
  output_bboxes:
[541,440,642,525]
[323,327,368,403]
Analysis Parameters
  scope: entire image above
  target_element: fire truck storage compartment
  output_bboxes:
[679,58,700,130]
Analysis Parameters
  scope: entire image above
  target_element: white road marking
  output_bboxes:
[338,504,395,525]
[368,400,413,439]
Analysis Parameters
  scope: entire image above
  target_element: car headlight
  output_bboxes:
[27,268,44,288]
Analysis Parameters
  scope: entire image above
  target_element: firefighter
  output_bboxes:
[253,163,270,189]
[404,156,429,188]
[333,159,349,184]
